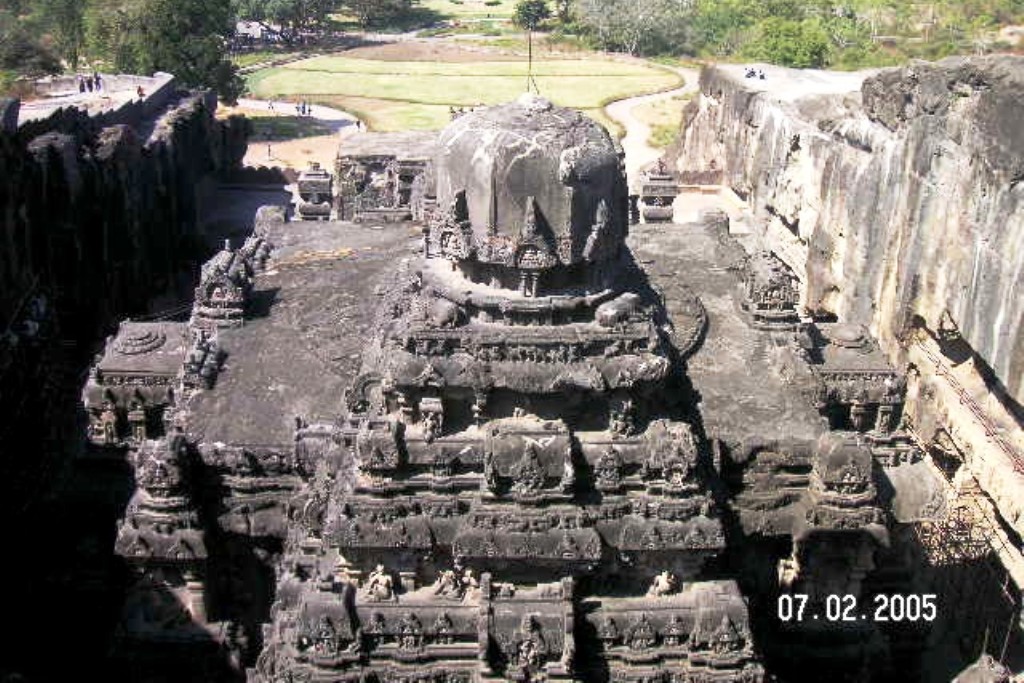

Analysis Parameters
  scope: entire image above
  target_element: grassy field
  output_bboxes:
[420,0,516,20]
[230,50,302,69]
[247,55,680,132]
[632,92,693,149]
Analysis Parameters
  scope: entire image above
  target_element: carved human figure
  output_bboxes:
[314,615,337,655]
[559,447,576,493]
[627,614,656,650]
[595,446,623,491]
[513,614,547,672]
[664,615,685,646]
[710,614,743,654]
[647,570,678,597]
[597,617,620,645]
[609,399,636,437]
[422,410,440,443]
[482,448,499,493]
[433,612,454,645]
[432,569,463,599]
[128,399,147,442]
[366,564,394,601]
[398,612,422,650]
[511,442,546,494]
[99,401,118,444]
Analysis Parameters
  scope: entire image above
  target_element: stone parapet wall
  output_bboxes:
[21,72,179,133]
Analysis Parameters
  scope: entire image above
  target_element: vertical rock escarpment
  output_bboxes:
[0,94,248,509]
[672,57,1024,532]
[0,90,248,681]
[674,57,1023,403]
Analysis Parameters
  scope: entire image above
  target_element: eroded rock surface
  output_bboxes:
[672,57,1024,404]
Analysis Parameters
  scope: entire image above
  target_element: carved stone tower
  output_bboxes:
[254,96,762,682]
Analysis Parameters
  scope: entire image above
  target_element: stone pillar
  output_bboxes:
[399,570,417,593]
[185,572,208,623]
[128,404,147,442]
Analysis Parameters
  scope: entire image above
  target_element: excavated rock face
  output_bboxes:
[672,57,1024,404]
[435,94,629,272]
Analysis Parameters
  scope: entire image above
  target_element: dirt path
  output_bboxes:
[219,98,363,171]
[605,66,699,193]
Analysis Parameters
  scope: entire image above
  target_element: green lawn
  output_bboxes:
[632,91,693,149]
[230,50,302,69]
[420,0,516,20]
[246,56,680,130]
[248,116,336,141]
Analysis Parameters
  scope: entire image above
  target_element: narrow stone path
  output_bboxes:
[605,66,699,193]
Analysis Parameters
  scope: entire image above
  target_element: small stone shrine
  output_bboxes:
[296,161,334,220]
[638,159,679,223]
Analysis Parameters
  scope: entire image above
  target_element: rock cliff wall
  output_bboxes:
[672,57,1023,407]
[0,91,249,514]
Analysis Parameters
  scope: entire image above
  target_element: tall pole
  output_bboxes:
[527,28,540,95]
[528,29,533,93]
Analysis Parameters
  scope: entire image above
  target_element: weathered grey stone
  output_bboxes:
[0,97,19,133]
[436,93,628,270]
[673,58,1024,405]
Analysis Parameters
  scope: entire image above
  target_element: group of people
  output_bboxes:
[77,72,103,94]
[267,99,317,117]
[745,67,767,80]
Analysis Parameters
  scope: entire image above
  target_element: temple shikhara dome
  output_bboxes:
[432,93,629,296]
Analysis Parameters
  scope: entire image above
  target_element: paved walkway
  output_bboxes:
[233,97,362,132]
[605,67,699,193]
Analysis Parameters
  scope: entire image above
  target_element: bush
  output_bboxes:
[742,17,831,68]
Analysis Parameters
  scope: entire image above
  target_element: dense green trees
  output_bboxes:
[0,0,243,101]
[335,0,419,28]
[87,0,243,101]
[231,0,335,42]
[573,0,693,55]
[566,0,1024,66]
[229,0,419,31]
[743,18,832,68]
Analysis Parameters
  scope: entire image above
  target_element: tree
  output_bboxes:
[742,17,831,67]
[553,0,572,23]
[575,0,694,55]
[337,0,419,28]
[513,0,551,30]
[87,0,243,102]
[0,11,61,76]
[33,0,85,67]
[231,0,335,44]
